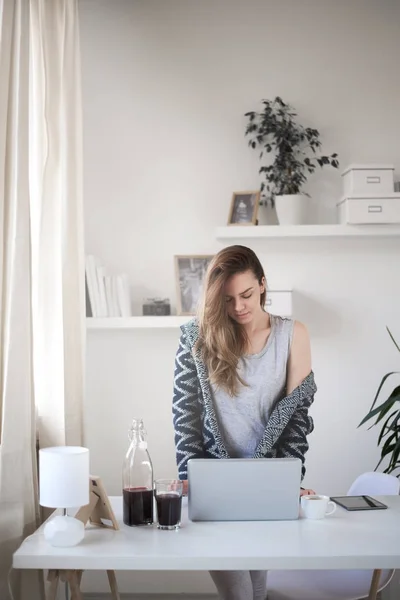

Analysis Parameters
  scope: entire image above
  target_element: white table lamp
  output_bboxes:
[39,446,89,547]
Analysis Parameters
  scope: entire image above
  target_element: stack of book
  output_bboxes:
[85,255,131,317]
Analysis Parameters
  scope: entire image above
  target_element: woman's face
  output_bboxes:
[223,270,265,325]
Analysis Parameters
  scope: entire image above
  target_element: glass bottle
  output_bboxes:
[122,418,154,526]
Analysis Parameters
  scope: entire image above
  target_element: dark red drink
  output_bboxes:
[156,492,182,529]
[123,487,153,526]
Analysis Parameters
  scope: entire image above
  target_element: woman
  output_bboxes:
[172,245,316,600]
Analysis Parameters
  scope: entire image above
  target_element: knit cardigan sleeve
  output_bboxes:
[275,390,314,480]
[172,333,205,480]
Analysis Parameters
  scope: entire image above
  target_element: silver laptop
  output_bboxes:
[188,457,302,521]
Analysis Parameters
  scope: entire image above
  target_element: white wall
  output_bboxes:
[79,0,400,594]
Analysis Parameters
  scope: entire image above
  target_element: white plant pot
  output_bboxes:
[256,203,279,226]
[275,194,308,225]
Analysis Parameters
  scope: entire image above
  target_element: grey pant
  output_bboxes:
[209,570,268,600]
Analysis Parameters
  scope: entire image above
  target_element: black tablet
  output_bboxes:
[330,495,388,511]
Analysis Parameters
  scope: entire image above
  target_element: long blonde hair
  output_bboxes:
[196,245,266,397]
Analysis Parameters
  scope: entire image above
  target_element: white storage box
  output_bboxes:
[342,164,394,195]
[265,290,292,317]
[337,194,400,224]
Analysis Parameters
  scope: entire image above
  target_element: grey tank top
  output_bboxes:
[211,315,294,458]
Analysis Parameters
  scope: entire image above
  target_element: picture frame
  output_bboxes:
[175,255,213,316]
[227,191,260,225]
[75,475,119,530]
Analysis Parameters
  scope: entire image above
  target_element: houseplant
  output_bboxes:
[358,328,400,477]
[244,96,339,225]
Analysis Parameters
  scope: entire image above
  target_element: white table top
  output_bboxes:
[13,496,400,571]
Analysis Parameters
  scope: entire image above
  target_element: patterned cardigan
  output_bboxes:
[172,318,317,481]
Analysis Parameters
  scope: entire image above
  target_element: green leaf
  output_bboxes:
[377,411,398,445]
[376,445,397,470]
[388,411,400,432]
[359,372,400,426]
[375,433,398,469]
[383,465,400,476]
[387,327,400,353]
[358,327,399,472]
[383,431,398,447]
[373,394,400,426]
[387,439,400,471]
[360,388,400,428]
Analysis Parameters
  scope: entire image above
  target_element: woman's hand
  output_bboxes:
[182,480,189,496]
[300,487,316,496]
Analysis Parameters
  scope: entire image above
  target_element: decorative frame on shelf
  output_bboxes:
[174,255,213,316]
[227,191,260,226]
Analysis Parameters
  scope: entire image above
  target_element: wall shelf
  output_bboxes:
[86,316,192,330]
[87,289,292,329]
[215,224,400,239]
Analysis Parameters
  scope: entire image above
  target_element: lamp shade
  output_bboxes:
[39,446,89,508]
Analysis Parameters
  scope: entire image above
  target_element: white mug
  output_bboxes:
[301,495,337,520]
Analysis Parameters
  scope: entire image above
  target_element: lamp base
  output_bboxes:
[44,515,85,547]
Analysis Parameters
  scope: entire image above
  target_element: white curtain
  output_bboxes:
[0,1,41,597]
[0,0,85,597]
[30,0,85,449]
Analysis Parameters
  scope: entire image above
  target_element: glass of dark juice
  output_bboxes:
[155,479,183,530]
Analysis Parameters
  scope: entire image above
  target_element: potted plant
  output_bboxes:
[359,328,400,477]
[244,96,339,225]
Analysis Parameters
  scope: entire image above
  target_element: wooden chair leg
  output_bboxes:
[368,569,382,600]
[46,570,59,600]
[106,570,121,600]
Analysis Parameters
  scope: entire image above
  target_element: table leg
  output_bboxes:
[68,570,83,600]
[368,569,382,600]
[46,570,59,600]
[106,570,121,600]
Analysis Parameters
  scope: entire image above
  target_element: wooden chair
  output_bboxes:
[267,472,400,600]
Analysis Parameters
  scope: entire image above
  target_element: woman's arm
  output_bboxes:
[172,333,205,482]
[287,321,312,394]
[276,321,314,480]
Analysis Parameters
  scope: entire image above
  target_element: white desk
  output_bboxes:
[13,496,400,572]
